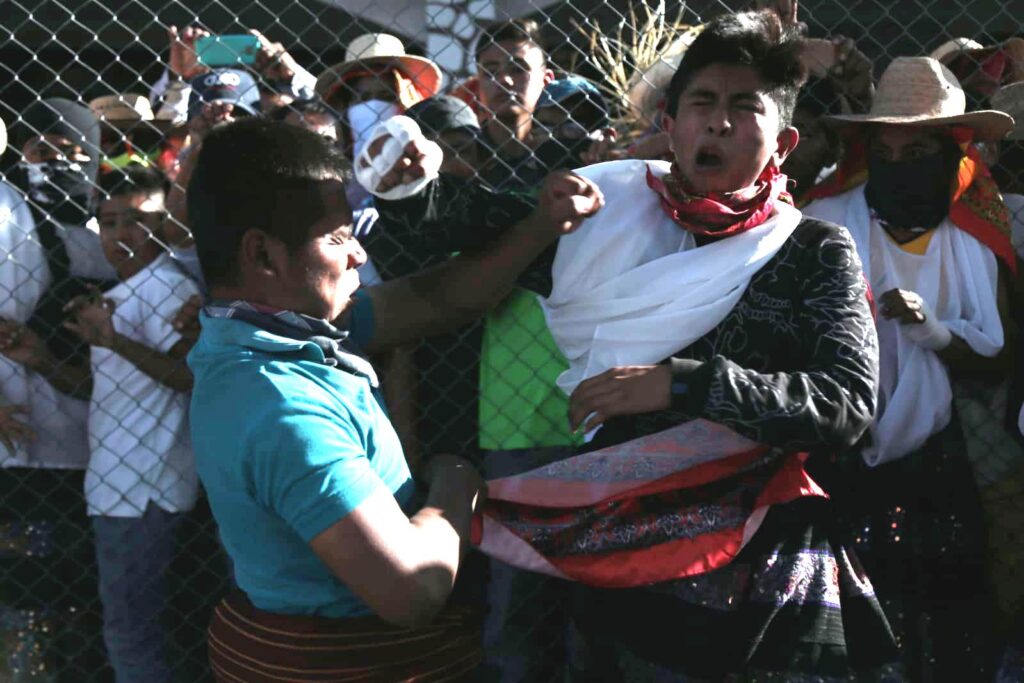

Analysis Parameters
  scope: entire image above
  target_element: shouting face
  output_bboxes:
[664,63,798,194]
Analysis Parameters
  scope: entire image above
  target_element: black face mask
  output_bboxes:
[15,160,94,225]
[864,143,961,232]
[533,138,594,173]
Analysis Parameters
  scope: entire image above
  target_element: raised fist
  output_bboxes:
[532,170,604,237]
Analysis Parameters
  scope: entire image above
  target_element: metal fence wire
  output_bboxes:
[0,0,1023,681]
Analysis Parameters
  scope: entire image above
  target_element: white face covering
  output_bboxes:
[354,116,442,201]
[347,100,401,159]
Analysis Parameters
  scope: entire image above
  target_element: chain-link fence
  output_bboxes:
[0,0,1023,681]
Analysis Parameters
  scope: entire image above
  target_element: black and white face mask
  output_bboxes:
[17,159,94,224]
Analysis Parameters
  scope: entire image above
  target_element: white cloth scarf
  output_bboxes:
[540,159,802,396]
[804,186,1003,465]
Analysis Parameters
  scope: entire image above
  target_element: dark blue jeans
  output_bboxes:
[480,446,576,683]
[92,504,182,683]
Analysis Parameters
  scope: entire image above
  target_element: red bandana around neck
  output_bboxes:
[646,161,793,238]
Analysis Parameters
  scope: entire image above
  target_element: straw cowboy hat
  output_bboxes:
[315,33,442,104]
[991,82,1024,141]
[825,57,1014,141]
[88,93,173,130]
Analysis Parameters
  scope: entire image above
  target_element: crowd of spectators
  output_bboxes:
[0,3,1022,681]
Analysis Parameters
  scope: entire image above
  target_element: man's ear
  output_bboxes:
[239,229,281,279]
[601,127,619,142]
[774,126,800,166]
[661,112,676,148]
[543,68,555,86]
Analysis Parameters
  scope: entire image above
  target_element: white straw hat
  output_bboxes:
[315,34,442,105]
[825,57,1014,141]
[991,82,1024,141]
[88,93,171,130]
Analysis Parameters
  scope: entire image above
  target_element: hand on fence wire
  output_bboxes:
[172,295,203,342]
[168,25,210,81]
[753,0,802,29]
[63,286,117,348]
[0,318,49,369]
[0,405,35,452]
[568,364,673,433]
[250,30,300,84]
[828,37,875,113]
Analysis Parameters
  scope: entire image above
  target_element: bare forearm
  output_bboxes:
[400,475,479,623]
[31,354,92,400]
[367,215,551,351]
[110,334,193,392]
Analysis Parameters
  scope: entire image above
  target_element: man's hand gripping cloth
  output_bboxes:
[474,160,820,587]
[804,185,1004,465]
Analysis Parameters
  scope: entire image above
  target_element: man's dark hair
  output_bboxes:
[474,19,546,62]
[187,118,348,287]
[98,164,168,201]
[664,10,807,128]
[268,98,341,124]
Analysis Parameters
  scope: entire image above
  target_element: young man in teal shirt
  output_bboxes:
[184,118,601,679]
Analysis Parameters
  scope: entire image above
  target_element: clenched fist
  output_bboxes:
[530,170,604,238]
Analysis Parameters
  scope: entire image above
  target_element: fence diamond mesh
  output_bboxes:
[0,0,1022,681]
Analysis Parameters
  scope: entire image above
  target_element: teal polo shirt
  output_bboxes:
[188,294,416,618]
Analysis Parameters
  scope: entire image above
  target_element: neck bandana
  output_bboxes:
[646,161,793,238]
[203,299,378,387]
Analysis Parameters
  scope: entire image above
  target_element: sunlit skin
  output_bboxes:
[210,179,367,322]
[97,191,167,281]
[476,40,553,154]
[662,63,799,194]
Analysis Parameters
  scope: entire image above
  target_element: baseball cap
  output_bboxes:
[405,96,481,137]
[536,76,610,126]
[188,69,260,120]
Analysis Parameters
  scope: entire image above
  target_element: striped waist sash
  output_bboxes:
[208,592,482,682]
[475,419,826,587]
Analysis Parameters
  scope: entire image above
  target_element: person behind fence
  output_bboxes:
[528,76,618,172]
[268,97,341,143]
[368,10,901,679]
[88,93,173,173]
[184,118,602,682]
[405,95,483,180]
[0,106,106,680]
[473,19,553,190]
[315,32,441,165]
[802,56,1018,681]
[55,165,198,683]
